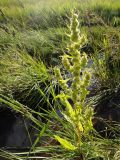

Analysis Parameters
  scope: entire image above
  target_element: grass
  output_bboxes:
[0,0,120,28]
[0,0,120,159]
[89,26,120,90]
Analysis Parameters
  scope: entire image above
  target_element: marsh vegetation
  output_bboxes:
[0,0,120,159]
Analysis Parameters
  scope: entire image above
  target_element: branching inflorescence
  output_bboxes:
[54,11,94,151]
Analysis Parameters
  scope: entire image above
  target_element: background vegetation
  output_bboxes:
[0,0,120,159]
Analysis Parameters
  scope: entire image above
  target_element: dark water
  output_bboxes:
[0,107,33,148]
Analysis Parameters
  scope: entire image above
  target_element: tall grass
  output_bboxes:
[0,0,120,29]
[0,10,120,160]
[90,27,120,90]
[0,49,53,109]
[0,0,120,159]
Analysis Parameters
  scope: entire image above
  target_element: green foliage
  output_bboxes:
[0,50,52,109]
[0,94,41,126]
[54,135,77,151]
[0,0,120,159]
[92,30,120,90]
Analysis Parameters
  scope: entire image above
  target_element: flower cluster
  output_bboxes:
[54,11,94,149]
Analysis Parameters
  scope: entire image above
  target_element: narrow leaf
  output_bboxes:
[54,135,77,151]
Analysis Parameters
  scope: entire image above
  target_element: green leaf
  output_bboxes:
[54,135,77,151]
[32,125,46,150]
